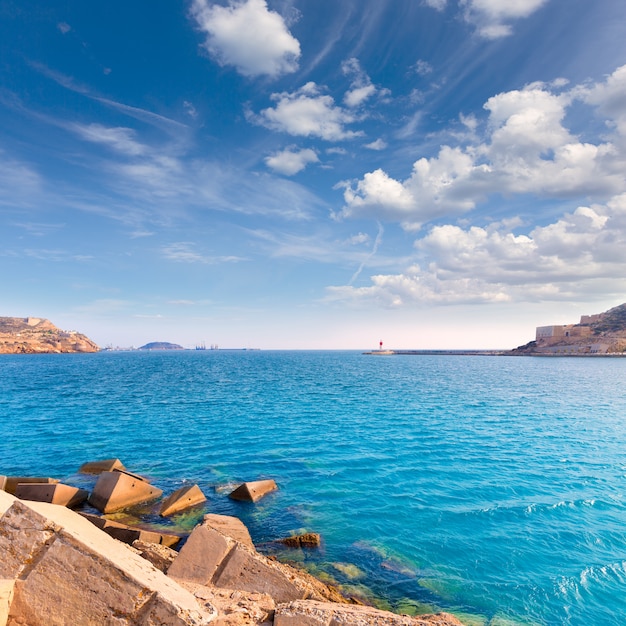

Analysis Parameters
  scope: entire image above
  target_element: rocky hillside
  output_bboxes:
[0,317,99,354]
[511,303,626,355]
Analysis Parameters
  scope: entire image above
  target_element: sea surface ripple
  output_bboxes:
[1,350,625,625]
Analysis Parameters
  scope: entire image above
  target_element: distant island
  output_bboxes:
[137,342,184,351]
[0,317,99,354]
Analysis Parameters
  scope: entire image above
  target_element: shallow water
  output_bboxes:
[1,350,625,625]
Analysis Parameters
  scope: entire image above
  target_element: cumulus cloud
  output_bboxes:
[364,138,387,150]
[327,193,626,306]
[265,147,319,175]
[340,66,626,229]
[460,0,549,38]
[342,58,378,108]
[190,0,300,78]
[255,82,362,141]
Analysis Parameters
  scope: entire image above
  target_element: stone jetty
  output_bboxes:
[0,463,465,626]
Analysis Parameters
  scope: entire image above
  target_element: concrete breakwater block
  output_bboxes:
[80,513,181,548]
[88,470,163,513]
[0,495,217,625]
[203,513,254,548]
[0,476,59,496]
[14,483,88,509]
[274,600,465,626]
[160,484,207,517]
[78,458,126,474]
[228,479,278,502]
[168,516,345,606]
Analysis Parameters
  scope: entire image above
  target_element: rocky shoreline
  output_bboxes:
[0,317,98,354]
[1,461,464,625]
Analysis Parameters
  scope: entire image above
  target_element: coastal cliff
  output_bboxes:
[511,302,626,355]
[0,317,99,354]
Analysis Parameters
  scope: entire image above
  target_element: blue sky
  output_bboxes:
[2,0,626,349]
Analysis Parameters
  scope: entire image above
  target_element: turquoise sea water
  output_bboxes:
[1,350,625,625]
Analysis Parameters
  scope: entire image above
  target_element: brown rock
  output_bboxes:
[278,533,321,549]
[79,512,180,548]
[78,458,126,474]
[274,600,465,626]
[14,483,88,508]
[160,484,207,517]
[0,497,216,625]
[88,470,163,513]
[203,514,255,548]
[0,477,59,496]
[229,480,278,503]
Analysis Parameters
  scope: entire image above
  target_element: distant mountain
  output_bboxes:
[138,342,184,351]
[0,317,99,354]
[511,303,626,355]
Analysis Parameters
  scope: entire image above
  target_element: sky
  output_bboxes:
[1,0,626,350]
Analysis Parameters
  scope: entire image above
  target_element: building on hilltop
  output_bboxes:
[535,325,592,341]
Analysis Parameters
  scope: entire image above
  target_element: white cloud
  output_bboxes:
[364,138,387,151]
[327,193,626,306]
[256,82,362,141]
[423,0,447,10]
[340,68,626,228]
[71,123,146,156]
[460,0,549,39]
[57,22,71,34]
[342,58,378,108]
[162,242,244,264]
[190,0,300,78]
[414,60,433,76]
[265,147,319,175]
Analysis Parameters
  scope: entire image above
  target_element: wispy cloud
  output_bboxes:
[162,242,246,264]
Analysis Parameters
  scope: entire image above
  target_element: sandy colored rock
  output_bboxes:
[160,484,207,517]
[133,540,179,573]
[0,317,99,354]
[78,458,126,474]
[89,469,163,513]
[1,477,59,496]
[0,491,16,517]
[0,579,14,626]
[229,480,278,503]
[203,514,255,548]
[0,498,216,625]
[169,524,235,584]
[170,520,346,606]
[179,582,275,626]
[14,482,88,508]
[274,600,465,626]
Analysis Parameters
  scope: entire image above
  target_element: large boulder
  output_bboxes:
[0,477,59,496]
[89,470,163,513]
[168,516,346,605]
[229,480,277,503]
[78,458,126,474]
[0,491,216,625]
[160,484,207,517]
[14,482,88,508]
